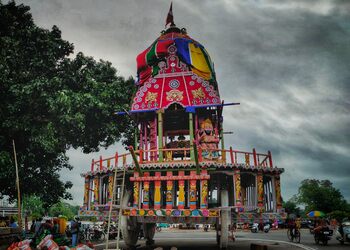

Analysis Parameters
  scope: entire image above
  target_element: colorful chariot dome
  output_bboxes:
[132,25,221,112]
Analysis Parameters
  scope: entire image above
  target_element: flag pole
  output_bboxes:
[12,140,22,228]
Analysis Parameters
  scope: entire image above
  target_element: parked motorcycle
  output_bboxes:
[86,225,105,241]
[263,223,271,233]
[251,223,270,233]
[314,227,333,245]
[251,223,259,233]
[336,221,350,245]
[139,228,144,239]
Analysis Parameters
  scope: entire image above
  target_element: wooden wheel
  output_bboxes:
[218,190,230,249]
[143,223,156,245]
[120,191,140,247]
[287,228,292,241]
[295,229,300,243]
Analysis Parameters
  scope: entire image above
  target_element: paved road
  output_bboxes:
[96,228,348,250]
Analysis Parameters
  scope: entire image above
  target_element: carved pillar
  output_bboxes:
[275,174,282,210]
[189,112,195,161]
[83,176,90,209]
[143,172,150,209]
[133,172,140,208]
[157,111,164,162]
[154,172,161,209]
[93,176,99,206]
[178,171,185,209]
[166,172,173,209]
[189,171,197,209]
[200,170,208,208]
[257,172,264,208]
[234,169,241,206]
[107,173,114,205]
[245,153,250,165]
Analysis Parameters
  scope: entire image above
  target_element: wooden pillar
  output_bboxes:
[230,147,234,164]
[234,169,241,206]
[275,174,282,210]
[189,171,197,209]
[83,176,90,208]
[107,174,114,205]
[189,112,195,161]
[140,123,143,151]
[154,172,161,209]
[178,171,185,209]
[268,151,273,168]
[145,122,148,161]
[134,127,138,151]
[200,170,208,208]
[245,153,250,165]
[195,112,198,141]
[166,172,173,209]
[99,176,103,204]
[93,176,100,206]
[91,159,94,172]
[99,155,103,170]
[257,172,264,208]
[253,148,257,166]
[241,186,246,206]
[157,111,164,162]
[220,119,225,162]
[133,172,140,208]
[143,172,150,209]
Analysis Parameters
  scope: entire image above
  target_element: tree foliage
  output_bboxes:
[283,196,301,215]
[48,202,79,220]
[22,195,45,218]
[0,1,135,207]
[296,179,348,213]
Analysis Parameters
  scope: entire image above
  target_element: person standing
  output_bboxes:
[34,218,42,237]
[9,218,18,228]
[71,217,80,247]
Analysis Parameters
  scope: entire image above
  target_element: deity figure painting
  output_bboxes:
[198,118,219,159]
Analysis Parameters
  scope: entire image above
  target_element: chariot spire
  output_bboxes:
[165,2,175,28]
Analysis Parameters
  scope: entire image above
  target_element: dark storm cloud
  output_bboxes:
[17,0,350,204]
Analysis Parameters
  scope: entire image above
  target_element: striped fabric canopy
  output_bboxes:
[307,211,325,217]
[136,29,216,85]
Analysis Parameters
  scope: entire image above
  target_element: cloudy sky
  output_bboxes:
[18,0,350,205]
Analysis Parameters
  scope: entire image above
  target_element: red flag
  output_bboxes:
[165,2,175,27]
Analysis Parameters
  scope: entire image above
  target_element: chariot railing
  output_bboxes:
[89,146,274,172]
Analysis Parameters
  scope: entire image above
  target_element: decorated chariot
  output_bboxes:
[79,8,285,249]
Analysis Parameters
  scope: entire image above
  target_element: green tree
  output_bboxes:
[22,195,45,218]
[0,1,135,207]
[296,179,348,213]
[48,201,78,220]
[283,196,301,215]
[328,210,350,223]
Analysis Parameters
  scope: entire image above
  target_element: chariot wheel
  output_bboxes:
[217,190,230,249]
[143,223,156,245]
[287,228,292,241]
[120,191,140,248]
[294,230,300,243]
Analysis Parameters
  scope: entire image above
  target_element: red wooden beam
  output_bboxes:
[268,150,273,168]
[253,148,258,166]
[91,159,94,172]
[99,155,103,170]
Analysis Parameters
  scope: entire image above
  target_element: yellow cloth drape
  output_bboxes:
[189,43,211,80]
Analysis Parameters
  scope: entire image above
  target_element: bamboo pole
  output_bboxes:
[12,140,21,228]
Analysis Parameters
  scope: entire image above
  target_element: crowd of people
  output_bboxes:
[30,218,60,237]
[0,216,18,228]
[29,217,81,247]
